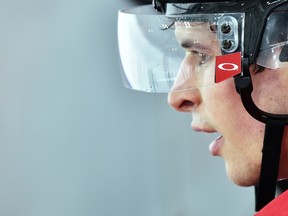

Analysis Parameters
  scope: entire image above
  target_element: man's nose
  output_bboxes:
[168,55,201,112]
[168,88,201,112]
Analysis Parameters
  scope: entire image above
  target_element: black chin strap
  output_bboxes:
[255,120,285,211]
[234,58,288,211]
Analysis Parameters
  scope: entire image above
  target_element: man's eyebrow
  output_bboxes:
[181,40,209,50]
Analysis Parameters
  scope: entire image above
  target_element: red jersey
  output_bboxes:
[255,190,288,215]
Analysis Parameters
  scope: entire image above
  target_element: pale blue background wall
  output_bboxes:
[0,0,254,215]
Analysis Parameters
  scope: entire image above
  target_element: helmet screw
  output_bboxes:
[222,40,233,50]
[221,23,231,34]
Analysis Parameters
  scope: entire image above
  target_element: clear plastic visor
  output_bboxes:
[256,12,288,69]
[118,5,244,93]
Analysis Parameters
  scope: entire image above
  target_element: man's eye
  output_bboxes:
[186,51,211,65]
[198,53,210,65]
[199,53,210,64]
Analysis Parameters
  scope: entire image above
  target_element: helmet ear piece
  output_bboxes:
[279,44,288,62]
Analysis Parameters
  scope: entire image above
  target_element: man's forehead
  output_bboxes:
[175,20,211,28]
[174,21,216,40]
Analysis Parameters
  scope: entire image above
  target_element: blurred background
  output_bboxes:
[0,0,254,215]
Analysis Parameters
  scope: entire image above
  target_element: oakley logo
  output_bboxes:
[215,52,241,83]
[217,63,239,71]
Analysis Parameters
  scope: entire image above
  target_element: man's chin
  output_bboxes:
[225,163,260,187]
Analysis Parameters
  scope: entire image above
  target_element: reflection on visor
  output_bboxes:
[118,5,244,93]
[118,6,182,93]
[257,42,288,69]
[256,12,288,69]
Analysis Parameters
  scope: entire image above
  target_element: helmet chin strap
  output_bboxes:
[234,58,287,211]
[254,119,285,211]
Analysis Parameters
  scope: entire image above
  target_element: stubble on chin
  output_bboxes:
[224,158,261,187]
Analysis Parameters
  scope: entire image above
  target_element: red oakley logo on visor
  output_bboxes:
[215,52,241,83]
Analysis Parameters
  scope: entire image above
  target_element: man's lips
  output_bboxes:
[191,125,215,133]
[209,135,223,156]
[190,123,223,156]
